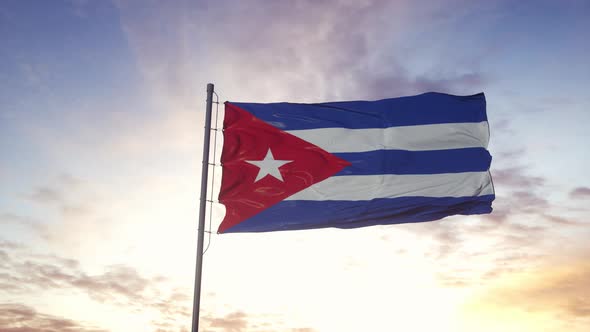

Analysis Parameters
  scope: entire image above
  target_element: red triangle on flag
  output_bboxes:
[218,103,351,233]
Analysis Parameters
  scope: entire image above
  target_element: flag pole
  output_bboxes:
[191,83,215,332]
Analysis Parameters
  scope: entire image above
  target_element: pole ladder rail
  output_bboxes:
[203,91,221,256]
[191,83,215,332]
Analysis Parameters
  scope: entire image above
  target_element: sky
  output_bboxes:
[1,0,589,331]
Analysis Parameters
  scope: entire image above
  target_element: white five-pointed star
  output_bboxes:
[246,148,293,182]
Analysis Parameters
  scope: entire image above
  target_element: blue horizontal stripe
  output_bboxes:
[229,92,486,130]
[334,148,492,175]
[223,195,495,233]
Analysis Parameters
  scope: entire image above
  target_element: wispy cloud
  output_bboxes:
[200,311,318,332]
[204,311,248,332]
[492,166,545,191]
[404,149,587,289]
[1,244,148,298]
[0,213,47,236]
[28,187,63,204]
[115,0,491,105]
[0,303,109,332]
[465,259,590,325]
[0,241,192,331]
[570,187,590,199]
[26,175,83,205]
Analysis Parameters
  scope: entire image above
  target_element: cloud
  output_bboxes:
[0,239,23,249]
[353,67,488,101]
[468,261,590,320]
[431,223,547,288]
[26,175,83,205]
[27,187,63,204]
[0,303,108,332]
[427,223,464,259]
[200,311,318,332]
[2,255,152,303]
[480,252,545,280]
[512,190,549,211]
[542,214,582,226]
[115,0,490,106]
[456,254,590,332]
[394,160,572,288]
[486,165,587,227]
[12,177,116,250]
[0,241,193,330]
[204,311,248,332]
[492,166,545,190]
[570,186,590,199]
[417,168,583,288]
[0,213,47,235]
[490,118,515,136]
[479,166,549,226]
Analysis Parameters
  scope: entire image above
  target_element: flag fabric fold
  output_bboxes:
[218,92,494,233]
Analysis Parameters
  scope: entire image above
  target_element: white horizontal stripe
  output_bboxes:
[286,121,489,153]
[285,171,494,201]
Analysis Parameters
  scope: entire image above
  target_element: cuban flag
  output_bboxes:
[218,92,494,233]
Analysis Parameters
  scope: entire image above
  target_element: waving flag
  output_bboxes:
[218,92,494,233]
